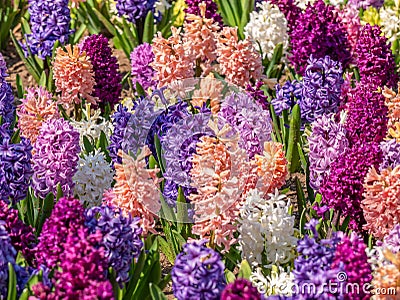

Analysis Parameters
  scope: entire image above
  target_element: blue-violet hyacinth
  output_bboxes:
[271,80,302,116]
[172,240,226,300]
[116,0,157,23]
[131,43,158,93]
[0,221,16,298]
[0,79,15,125]
[0,54,7,79]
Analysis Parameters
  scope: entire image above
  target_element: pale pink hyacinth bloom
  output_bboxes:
[216,27,263,87]
[53,45,98,110]
[362,166,400,239]
[109,147,162,234]
[16,87,59,145]
[337,4,361,54]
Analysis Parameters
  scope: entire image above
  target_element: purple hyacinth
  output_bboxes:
[0,80,15,125]
[383,224,400,253]
[116,0,157,23]
[379,139,400,171]
[267,0,301,31]
[299,55,344,123]
[131,43,158,92]
[331,232,372,300]
[289,0,351,75]
[221,278,262,300]
[354,24,398,89]
[271,80,302,116]
[80,34,122,109]
[172,240,226,300]
[185,0,223,25]
[85,205,143,285]
[0,200,36,264]
[292,220,343,299]
[308,114,348,191]
[0,54,7,79]
[0,221,17,298]
[32,118,80,199]
[24,0,72,59]
[348,0,384,9]
[218,92,272,158]
[0,131,33,205]
[246,81,269,111]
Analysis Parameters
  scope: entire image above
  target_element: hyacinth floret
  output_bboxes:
[379,139,400,171]
[0,221,16,298]
[383,224,400,253]
[116,0,157,23]
[130,43,158,92]
[271,80,302,116]
[221,278,262,300]
[185,0,223,25]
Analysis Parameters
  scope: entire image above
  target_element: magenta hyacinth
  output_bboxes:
[185,0,223,25]
[80,34,122,109]
[31,118,80,199]
[221,279,262,300]
[288,0,351,75]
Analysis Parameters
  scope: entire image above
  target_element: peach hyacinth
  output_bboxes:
[372,249,400,299]
[191,74,224,114]
[108,148,162,234]
[383,83,400,132]
[16,87,59,145]
[362,166,400,239]
[53,44,97,110]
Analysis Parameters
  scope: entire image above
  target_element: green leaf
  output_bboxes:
[237,260,252,279]
[225,270,236,283]
[39,71,47,87]
[285,104,301,173]
[136,82,146,96]
[36,192,54,236]
[10,129,21,144]
[176,187,189,228]
[16,74,24,98]
[295,176,306,212]
[92,7,117,36]
[218,0,236,26]
[143,11,155,44]
[149,283,167,300]
[157,236,175,265]
[83,135,94,154]
[7,263,17,300]
[56,183,63,200]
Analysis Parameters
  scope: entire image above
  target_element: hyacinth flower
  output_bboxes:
[268,0,302,32]
[271,80,303,116]
[0,54,15,125]
[80,34,122,110]
[288,0,351,75]
[0,221,17,298]
[130,43,158,93]
[221,278,262,300]
[172,240,226,300]
[23,0,72,60]
[185,0,223,26]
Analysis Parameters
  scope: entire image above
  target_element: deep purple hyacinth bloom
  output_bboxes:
[172,240,226,300]
[379,139,400,171]
[271,80,302,115]
[218,92,272,158]
[24,0,72,59]
[299,55,344,123]
[0,80,15,125]
[116,0,157,23]
[221,279,262,300]
[35,197,86,268]
[32,118,80,199]
[383,224,400,253]
[0,54,7,79]
[354,24,398,89]
[331,232,372,300]
[131,43,158,92]
[0,132,33,205]
[348,0,384,9]
[185,0,223,25]
[0,221,17,298]
[85,205,143,285]
[267,0,301,31]
[81,34,122,109]
[289,0,351,75]
[319,141,382,230]
[308,114,348,191]
[293,220,343,300]
[0,200,36,263]
[246,81,269,111]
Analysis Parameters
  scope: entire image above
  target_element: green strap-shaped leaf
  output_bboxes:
[149,283,168,300]
[285,104,301,173]
[7,263,17,300]
[143,11,155,44]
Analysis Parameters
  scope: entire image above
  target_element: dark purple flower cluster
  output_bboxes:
[293,219,343,299]
[116,0,157,23]
[267,0,301,31]
[0,221,17,298]
[379,139,400,171]
[24,0,72,59]
[172,240,226,300]
[0,79,15,125]
[354,24,398,89]
[0,54,7,79]
[331,233,372,300]
[85,205,143,284]
[81,34,122,109]
[185,0,223,25]
[221,278,262,300]
[131,43,158,92]
[289,0,351,75]
[0,130,33,205]
[246,81,269,111]
[271,80,302,116]
[299,55,344,123]
[0,200,36,263]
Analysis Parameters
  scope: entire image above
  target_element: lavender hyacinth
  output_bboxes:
[0,221,16,298]
[24,0,72,59]
[271,80,302,115]
[80,34,122,109]
[308,114,348,191]
[299,55,344,123]
[172,240,226,300]
[185,0,223,25]
[85,206,143,284]
[131,43,158,92]
[116,0,157,23]
[32,118,80,199]
[348,0,384,9]
[218,92,272,158]
[382,224,400,253]
[0,131,33,205]
[379,139,400,171]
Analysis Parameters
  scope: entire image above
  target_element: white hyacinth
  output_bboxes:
[238,189,298,268]
[71,107,112,148]
[244,2,289,60]
[250,266,294,297]
[73,150,114,207]
[295,0,317,10]
[379,1,400,43]
[328,0,345,6]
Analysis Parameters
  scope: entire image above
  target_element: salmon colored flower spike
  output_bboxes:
[53,44,97,110]
[362,166,400,239]
[383,83,400,133]
[372,249,400,299]
[16,87,59,145]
